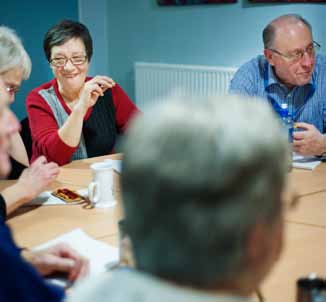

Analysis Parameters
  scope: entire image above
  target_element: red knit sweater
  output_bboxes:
[26,79,139,165]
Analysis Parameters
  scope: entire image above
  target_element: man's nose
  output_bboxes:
[301,51,314,68]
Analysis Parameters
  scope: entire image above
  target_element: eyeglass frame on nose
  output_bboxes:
[0,74,20,96]
[49,55,88,68]
[268,41,321,64]
[6,85,20,95]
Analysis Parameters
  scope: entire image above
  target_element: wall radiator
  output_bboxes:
[135,62,237,111]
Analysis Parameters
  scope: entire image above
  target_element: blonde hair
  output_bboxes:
[0,26,31,79]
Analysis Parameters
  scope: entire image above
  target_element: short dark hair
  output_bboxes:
[43,19,93,62]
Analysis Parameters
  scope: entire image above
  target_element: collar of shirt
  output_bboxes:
[112,269,257,302]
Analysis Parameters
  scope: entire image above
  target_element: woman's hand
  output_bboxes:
[75,76,115,115]
[58,75,115,150]
[17,156,59,200]
[2,155,60,214]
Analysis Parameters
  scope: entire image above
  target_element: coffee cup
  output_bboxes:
[88,162,116,208]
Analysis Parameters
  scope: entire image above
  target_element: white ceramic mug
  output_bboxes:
[88,162,116,208]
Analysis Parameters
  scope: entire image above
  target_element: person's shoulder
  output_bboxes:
[27,79,55,97]
[233,55,266,81]
[315,54,326,67]
[234,55,266,80]
[229,55,266,95]
[111,82,124,92]
[69,271,123,302]
[70,269,160,302]
[237,55,264,70]
[312,54,326,82]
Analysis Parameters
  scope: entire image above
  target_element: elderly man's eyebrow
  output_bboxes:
[288,42,314,52]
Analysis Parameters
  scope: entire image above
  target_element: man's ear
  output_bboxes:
[245,222,269,267]
[264,49,275,67]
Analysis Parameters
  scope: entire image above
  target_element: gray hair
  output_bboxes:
[121,95,289,288]
[0,26,31,79]
[263,14,312,49]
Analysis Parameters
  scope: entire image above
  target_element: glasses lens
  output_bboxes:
[51,56,86,67]
[51,58,66,67]
[306,47,314,56]
[6,86,19,95]
[71,56,87,65]
[289,51,304,63]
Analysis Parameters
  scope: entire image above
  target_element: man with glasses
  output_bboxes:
[229,14,326,157]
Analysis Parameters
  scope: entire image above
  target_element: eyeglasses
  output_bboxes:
[0,75,20,96]
[268,41,321,64]
[50,55,88,67]
[5,85,20,95]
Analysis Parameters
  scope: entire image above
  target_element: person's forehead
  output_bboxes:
[273,22,313,51]
[51,38,86,56]
[1,67,22,87]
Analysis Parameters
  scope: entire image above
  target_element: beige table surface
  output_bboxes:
[288,163,326,196]
[7,154,123,247]
[261,164,326,301]
[262,223,326,302]
[285,191,326,227]
[5,157,326,301]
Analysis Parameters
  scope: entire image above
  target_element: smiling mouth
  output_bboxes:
[63,74,78,78]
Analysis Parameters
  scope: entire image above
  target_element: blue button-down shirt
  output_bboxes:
[229,54,326,133]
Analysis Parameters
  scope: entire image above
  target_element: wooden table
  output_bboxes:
[288,165,326,197]
[7,154,123,248]
[261,163,326,302]
[5,156,326,301]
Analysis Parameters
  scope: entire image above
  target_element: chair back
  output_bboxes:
[20,117,32,161]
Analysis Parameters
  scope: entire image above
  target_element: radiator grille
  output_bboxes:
[135,62,237,111]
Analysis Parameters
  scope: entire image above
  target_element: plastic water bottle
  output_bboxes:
[297,274,326,302]
[279,103,294,143]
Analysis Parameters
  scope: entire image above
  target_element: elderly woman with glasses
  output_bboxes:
[0,26,61,217]
[26,20,139,166]
[0,23,31,176]
[0,26,88,302]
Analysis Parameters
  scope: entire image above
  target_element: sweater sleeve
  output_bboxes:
[111,84,140,133]
[0,219,65,302]
[26,90,77,166]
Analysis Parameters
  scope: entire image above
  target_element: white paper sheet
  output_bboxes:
[34,229,119,287]
[292,153,321,170]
